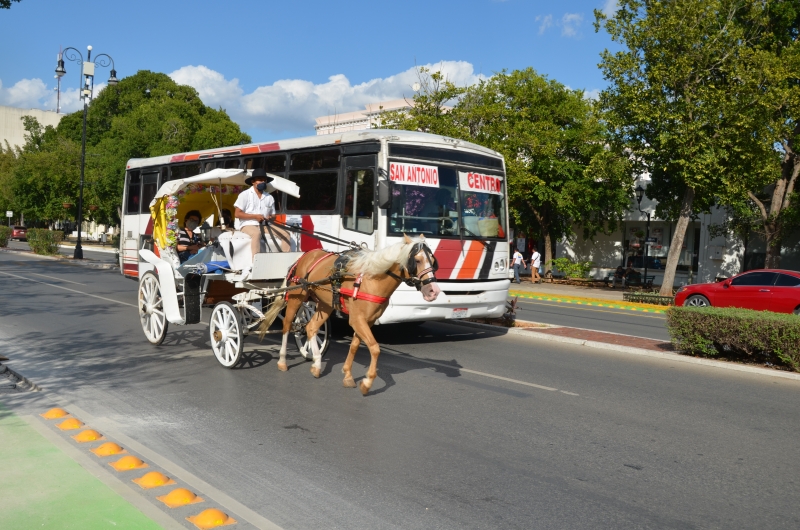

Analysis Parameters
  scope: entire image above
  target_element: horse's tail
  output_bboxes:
[258,279,288,340]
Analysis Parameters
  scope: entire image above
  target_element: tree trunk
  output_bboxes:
[764,222,781,269]
[543,230,553,274]
[659,187,696,296]
[526,200,552,273]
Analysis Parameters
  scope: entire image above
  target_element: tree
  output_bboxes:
[0,141,20,215]
[379,67,633,268]
[595,0,771,295]
[721,1,800,268]
[12,70,251,227]
[0,0,21,9]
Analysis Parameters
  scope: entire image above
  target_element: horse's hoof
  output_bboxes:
[310,366,321,378]
[343,377,356,388]
[277,362,288,372]
[359,381,370,396]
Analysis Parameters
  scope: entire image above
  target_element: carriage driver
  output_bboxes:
[234,168,276,259]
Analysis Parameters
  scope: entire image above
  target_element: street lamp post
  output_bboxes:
[55,46,118,259]
[635,184,652,290]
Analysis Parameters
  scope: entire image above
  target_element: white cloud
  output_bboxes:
[602,0,619,17]
[170,61,484,135]
[561,13,584,37]
[584,88,601,100]
[535,14,553,35]
[1,62,483,136]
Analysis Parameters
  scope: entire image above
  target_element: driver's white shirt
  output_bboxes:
[234,187,275,229]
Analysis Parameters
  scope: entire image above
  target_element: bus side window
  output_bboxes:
[171,163,202,181]
[140,172,159,214]
[342,168,375,234]
[244,154,286,173]
[126,171,141,215]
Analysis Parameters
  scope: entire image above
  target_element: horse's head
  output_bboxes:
[404,234,441,302]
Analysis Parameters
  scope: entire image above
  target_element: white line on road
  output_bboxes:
[0,270,136,308]
[27,272,87,285]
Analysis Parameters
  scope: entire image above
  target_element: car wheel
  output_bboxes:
[684,294,711,308]
[794,307,800,316]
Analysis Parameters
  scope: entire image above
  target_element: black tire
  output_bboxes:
[793,307,800,316]
[684,294,711,308]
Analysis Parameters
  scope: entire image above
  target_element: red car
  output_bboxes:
[674,269,800,315]
[11,226,27,241]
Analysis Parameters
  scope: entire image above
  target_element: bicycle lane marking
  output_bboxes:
[0,270,136,308]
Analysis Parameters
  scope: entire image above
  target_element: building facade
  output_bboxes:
[0,105,63,149]
[314,99,412,135]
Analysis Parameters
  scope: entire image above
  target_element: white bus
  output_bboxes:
[120,129,510,324]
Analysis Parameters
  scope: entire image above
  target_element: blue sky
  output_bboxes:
[0,0,619,140]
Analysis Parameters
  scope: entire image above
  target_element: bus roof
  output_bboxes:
[125,129,503,169]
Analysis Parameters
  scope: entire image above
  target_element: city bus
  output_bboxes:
[120,129,510,324]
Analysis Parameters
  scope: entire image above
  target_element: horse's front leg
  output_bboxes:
[342,333,361,388]
[350,318,380,396]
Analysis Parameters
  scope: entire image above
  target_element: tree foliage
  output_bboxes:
[7,70,251,227]
[0,0,21,9]
[595,0,783,294]
[378,67,633,267]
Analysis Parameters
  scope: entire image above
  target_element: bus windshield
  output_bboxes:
[387,162,506,239]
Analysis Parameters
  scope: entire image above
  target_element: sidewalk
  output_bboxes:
[0,404,163,530]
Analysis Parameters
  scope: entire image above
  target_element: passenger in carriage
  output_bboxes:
[234,168,276,259]
[177,210,202,263]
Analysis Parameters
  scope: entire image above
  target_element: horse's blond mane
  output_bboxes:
[347,238,420,277]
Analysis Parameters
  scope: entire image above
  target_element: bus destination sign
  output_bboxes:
[459,172,504,196]
[389,162,439,188]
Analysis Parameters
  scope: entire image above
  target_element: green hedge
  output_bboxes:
[0,226,9,247]
[26,228,64,255]
[666,306,800,371]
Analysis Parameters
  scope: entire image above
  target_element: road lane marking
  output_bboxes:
[26,272,87,285]
[518,299,667,320]
[0,270,136,308]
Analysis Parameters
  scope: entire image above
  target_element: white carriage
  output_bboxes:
[137,168,330,368]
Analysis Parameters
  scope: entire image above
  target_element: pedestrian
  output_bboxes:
[531,246,542,284]
[512,248,526,284]
[611,265,625,288]
[177,210,202,263]
[234,168,276,260]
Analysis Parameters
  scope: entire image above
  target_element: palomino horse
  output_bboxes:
[259,235,441,395]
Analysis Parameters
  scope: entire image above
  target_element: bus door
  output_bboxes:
[121,168,161,278]
[340,154,377,250]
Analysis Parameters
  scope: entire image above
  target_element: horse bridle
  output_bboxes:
[388,242,439,291]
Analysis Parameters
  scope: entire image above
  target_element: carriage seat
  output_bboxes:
[217,231,253,272]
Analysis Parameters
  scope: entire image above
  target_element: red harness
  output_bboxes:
[338,273,389,314]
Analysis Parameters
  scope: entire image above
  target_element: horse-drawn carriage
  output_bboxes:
[137,168,441,394]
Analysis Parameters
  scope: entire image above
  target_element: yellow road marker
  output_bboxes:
[187,508,236,529]
[41,408,69,419]
[56,418,84,430]
[133,471,177,490]
[157,487,204,508]
[91,442,126,457]
[109,455,149,472]
[72,429,104,443]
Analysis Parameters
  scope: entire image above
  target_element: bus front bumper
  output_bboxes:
[376,280,510,325]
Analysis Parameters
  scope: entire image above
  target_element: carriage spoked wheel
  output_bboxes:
[292,301,330,360]
[138,271,168,345]
[209,302,244,368]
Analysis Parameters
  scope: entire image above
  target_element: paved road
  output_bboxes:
[6,240,118,263]
[1,253,798,529]
[514,298,671,342]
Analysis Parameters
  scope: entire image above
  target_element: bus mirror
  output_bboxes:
[378,180,392,209]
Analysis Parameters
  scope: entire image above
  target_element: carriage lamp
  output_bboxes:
[200,221,212,242]
[54,45,118,259]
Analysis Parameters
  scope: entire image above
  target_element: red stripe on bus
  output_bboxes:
[241,146,259,155]
[144,216,154,236]
[259,143,280,152]
[432,239,463,280]
[170,154,186,163]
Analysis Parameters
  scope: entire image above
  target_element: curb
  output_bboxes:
[59,244,118,255]
[0,362,42,392]
[451,320,800,383]
[0,247,119,270]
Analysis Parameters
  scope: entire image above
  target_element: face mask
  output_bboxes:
[186,220,199,230]
[256,182,267,192]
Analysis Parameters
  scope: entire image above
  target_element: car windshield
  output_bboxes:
[387,162,506,239]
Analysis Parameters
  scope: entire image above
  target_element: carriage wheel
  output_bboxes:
[293,301,330,360]
[138,271,168,345]
[209,302,244,368]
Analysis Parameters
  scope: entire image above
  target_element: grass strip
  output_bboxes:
[509,290,668,314]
